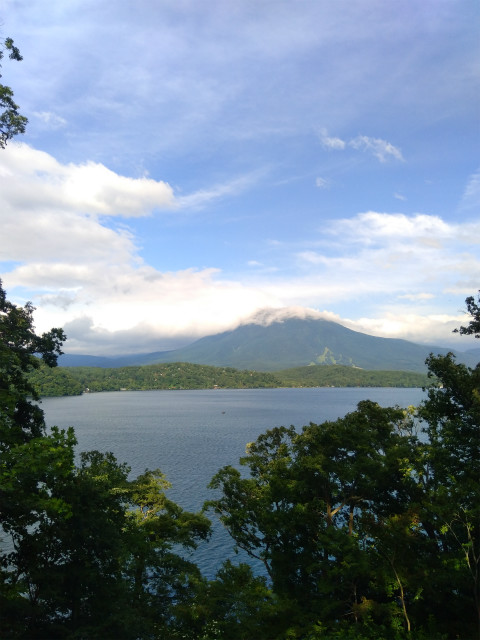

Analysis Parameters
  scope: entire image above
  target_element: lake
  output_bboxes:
[42,387,426,578]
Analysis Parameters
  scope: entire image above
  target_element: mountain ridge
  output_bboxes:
[58,316,479,373]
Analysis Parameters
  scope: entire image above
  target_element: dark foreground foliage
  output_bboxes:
[1,281,479,639]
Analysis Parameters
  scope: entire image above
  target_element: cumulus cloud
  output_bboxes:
[327,211,455,244]
[285,211,480,341]
[61,316,197,354]
[6,209,479,353]
[343,312,467,347]
[0,143,175,219]
[0,144,279,352]
[6,260,281,354]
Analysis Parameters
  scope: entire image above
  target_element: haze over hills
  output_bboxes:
[58,311,478,373]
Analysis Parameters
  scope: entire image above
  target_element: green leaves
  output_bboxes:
[454,291,480,339]
[0,38,28,148]
[0,281,214,637]
[207,400,423,633]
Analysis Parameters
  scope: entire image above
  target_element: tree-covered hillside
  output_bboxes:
[275,364,429,388]
[28,361,283,395]
[28,361,430,396]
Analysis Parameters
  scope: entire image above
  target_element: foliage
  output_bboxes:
[28,361,283,396]
[454,290,480,338]
[0,284,65,441]
[416,312,480,637]
[0,282,212,638]
[207,401,424,637]
[28,361,429,397]
[275,364,429,388]
[0,38,28,147]
[58,361,282,392]
[27,360,84,396]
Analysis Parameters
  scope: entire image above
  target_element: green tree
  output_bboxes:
[182,561,280,640]
[0,38,28,148]
[0,281,213,638]
[0,281,74,636]
[417,295,480,638]
[122,468,211,638]
[0,280,67,528]
[207,401,421,637]
[454,290,480,338]
[0,283,65,444]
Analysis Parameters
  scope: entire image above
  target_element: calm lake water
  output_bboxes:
[42,387,426,578]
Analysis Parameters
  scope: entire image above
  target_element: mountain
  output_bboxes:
[58,352,171,368]
[465,347,480,358]
[58,315,479,373]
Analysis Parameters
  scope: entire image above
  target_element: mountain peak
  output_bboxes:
[240,306,334,328]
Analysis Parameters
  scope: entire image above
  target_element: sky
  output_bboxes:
[0,0,479,355]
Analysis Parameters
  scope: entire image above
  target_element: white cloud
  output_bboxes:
[19,265,280,354]
[175,170,264,209]
[398,293,435,301]
[318,129,403,163]
[0,143,264,268]
[343,312,468,347]
[1,141,478,355]
[241,306,338,327]
[285,212,480,340]
[33,111,67,129]
[315,177,330,189]
[459,168,480,210]
[318,128,346,150]
[327,211,455,244]
[5,208,479,353]
[349,135,404,162]
[0,143,175,219]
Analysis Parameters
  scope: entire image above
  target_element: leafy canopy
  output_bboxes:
[0,38,28,148]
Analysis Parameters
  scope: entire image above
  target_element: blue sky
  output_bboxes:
[1,0,479,355]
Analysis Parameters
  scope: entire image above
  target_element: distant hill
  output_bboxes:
[275,365,429,388]
[29,361,430,397]
[29,362,283,396]
[465,347,480,358]
[58,352,171,368]
[58,315,479,373]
